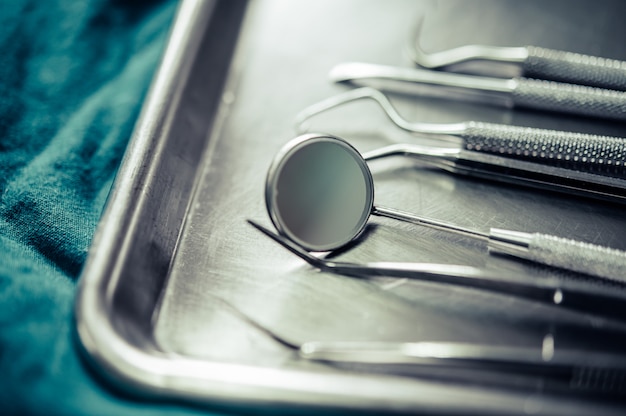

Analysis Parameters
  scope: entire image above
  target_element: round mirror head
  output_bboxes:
[266,134,374,252]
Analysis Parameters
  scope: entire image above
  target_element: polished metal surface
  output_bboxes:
[76,0,626,414]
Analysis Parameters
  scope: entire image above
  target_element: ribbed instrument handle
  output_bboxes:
[523,46,626,91]
[462,121,626,177]
[510,233,626,284]
[511,78,626,121]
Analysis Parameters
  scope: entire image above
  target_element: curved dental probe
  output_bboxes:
[295,87,467,136]
[407,16,626,91]
[295,87,626,203]
[296,88,626,178]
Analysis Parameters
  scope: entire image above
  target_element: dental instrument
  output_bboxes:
[407,17,626,91]
[295,88,626,203]
[263,134,626,282]
[248,219,626,323]
[329,62,626,121]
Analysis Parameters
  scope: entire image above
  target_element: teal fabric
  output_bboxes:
[0,1,214,414]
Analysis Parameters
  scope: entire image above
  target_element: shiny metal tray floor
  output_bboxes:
[76,0,626,414]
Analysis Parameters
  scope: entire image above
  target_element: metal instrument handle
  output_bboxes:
[366,143,626,204]
[462,121,626,178]
[524,46,626,91]
[512,78,626,121]
[489,230,626,284]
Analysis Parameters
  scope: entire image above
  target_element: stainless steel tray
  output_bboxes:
[76,0,626,414]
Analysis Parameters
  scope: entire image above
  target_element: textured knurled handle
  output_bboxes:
[462,121,626,177]
[526,233,626,284]
[523,46,626,91]
[511,78,626,121]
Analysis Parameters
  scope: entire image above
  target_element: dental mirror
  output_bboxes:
[265,134,374,252]
[264,134,626,284]
[265,133,482,252]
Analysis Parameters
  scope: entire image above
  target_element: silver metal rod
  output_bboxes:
[371,206,488,241]
[330,62,515,94]
[373,206,626,283]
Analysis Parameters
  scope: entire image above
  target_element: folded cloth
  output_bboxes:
[0,1,214,414]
